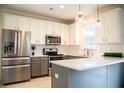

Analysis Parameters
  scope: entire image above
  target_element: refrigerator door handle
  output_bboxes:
[18,32,21,54]
[2,64,30,69]
[14,32,18,54]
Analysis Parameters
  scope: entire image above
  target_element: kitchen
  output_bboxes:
[0,4,124,88]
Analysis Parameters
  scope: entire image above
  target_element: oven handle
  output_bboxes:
[2,64,30,69]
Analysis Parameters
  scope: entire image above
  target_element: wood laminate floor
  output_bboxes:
[0,76,51,88]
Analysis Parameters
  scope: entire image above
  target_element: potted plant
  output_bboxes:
[31,45,36,56]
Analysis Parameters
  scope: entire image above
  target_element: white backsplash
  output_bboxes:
[31,43,124,57]
[31,44,81,56]
[96,43,124,56]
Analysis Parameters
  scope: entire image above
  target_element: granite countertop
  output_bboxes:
[50,56,124,71]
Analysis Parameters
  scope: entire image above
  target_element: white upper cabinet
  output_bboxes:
[46,21,61,35]
[95,8,124,43]
[46,21,54,35]
[3,13,30,31]
[69,23,81,45]
[30,18,39,44]
[61,24,69,45]
[4,13,18,30]
[30,18,47,44]
[18,16,30,31]
[105,9,118,43]
[2,13,70,45]
[69,23,76,45]
[54,22,61,35]
[38,20,47,44]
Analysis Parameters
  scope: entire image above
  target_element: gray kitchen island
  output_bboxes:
[50,56,124,88]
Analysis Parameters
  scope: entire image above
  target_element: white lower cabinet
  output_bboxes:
[95,8,124,44]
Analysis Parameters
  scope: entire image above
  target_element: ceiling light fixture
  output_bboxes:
[60,5,64,9]
[97,4,100,27]
[75,4,83,24]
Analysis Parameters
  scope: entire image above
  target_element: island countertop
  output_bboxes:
[50,56,124,71]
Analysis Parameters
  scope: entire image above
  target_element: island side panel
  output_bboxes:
[51,64,70,88]
[69,66,107,88]
[107,62,124,88]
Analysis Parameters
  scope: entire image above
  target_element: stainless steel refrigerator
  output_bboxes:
[1,29,31,84]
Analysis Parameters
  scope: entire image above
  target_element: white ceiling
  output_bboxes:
[2,4,110,21]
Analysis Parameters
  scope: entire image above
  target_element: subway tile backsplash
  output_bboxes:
[31,43,124,57]
[96,43,124,56]
[31,44,80,56]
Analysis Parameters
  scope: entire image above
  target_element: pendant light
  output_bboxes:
[97,4,100,27]
[75,4,83,23]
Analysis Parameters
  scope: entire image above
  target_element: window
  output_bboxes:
[83,23,96,49]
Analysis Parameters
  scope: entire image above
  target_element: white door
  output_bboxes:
[4,13,18,30]
[18,16,30,31]
[38,20,47,44]
[30,18,39,44]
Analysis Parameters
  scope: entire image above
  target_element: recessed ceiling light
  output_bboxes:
[60,5,64,9]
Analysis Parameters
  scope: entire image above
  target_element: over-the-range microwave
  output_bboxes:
[45,35,61,45]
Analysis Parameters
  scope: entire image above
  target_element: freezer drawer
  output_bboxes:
[2,57,30,66]
[1,64,30,84]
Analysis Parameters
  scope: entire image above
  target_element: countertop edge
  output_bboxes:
[51,57,124,71]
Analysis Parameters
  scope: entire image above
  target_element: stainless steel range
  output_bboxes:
[43,48,64,67]
[1,29,31,84]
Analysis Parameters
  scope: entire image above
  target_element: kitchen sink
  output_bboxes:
[63,55,88,60]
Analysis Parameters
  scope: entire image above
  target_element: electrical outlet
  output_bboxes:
[55,73,59,78]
